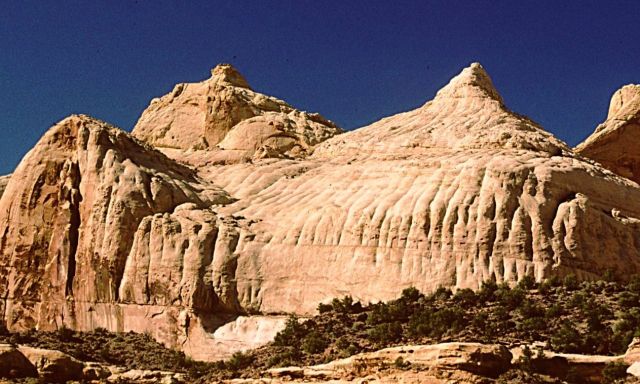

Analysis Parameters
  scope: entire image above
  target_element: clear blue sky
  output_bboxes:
[1,1,639,174]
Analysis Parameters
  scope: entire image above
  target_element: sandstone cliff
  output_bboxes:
[0,115,242,355]
[3,64,640,361]
[576,84,640,183]
[132,64,342,162]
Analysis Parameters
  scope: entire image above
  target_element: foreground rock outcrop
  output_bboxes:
[228,341,638,383]
[3,63,640,360]
[576,84,640,183]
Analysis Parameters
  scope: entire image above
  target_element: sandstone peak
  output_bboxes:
[608,84,640,118]
[434,62,504,104]
[314,62,567,158]
[132,64,341,159]
[210,63,251,89]
[576,83,640,183]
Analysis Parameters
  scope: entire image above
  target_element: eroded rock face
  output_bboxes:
[0,115,236,350]
[132,64,341,161]
[576,84,640,183]
[205,64,640,314]
[4,63,640,361]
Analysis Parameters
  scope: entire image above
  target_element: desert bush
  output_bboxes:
[477,280,498,302]
[317,302,333,313]
[618,291,640,308]
[601,361,629,383]
[517,275,537,290]
[453,288,477,307]
[563,273,579,291]
[431,286,453,301]
[330,296,363,314]
[551,323,582,353]
[226,351,254,372]
[302,331,328,354]
[544,303,563,319]
[368,322,402,344]
[496,285,525,309]
[400,286,423,302]
[273,315,306,347]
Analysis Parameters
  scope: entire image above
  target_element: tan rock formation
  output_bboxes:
[576,84,640,183]
[204,63,640,314]
[246,343,511,383]
[4,63,640,362]
[276,342,512,379]
[0,114,237,352]
[18,346,85,383]
[0,175,10,199]
[132,64,341,161]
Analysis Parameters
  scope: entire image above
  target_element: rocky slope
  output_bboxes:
[2,63,640,362]
[576,84,640,183]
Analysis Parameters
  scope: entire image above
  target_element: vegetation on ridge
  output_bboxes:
[4,274,640,382]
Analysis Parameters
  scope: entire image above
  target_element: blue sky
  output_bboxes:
[1,1,639,174]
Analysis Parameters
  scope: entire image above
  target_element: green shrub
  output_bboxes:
[302,331,328,354]
[273,316,306,347]
[618,291,640,308]
[226,351,253,371]
[400,286,423,302]
[602,361,629,382]
[517,345,534,372]
[544,304,563,319]
[518,299,544,318]
[477,280,498,302]
[496,285,525,309]
[627,275,640,293]
[56,325,75,342]
[317,302,333,313]
[368,322,402,345]
[432,286,453,301]
[563,273,579,291]
[331,296,362,314]
[453,288,477,307]
[394,356,409,369]
[517,275,537,290]
[551,323,582,353]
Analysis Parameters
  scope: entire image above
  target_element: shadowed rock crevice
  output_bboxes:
[65,162,81,297]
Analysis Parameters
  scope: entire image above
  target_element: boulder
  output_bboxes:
[18,346,84,383]
[82,362,111,380]
[0,343,38,378]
